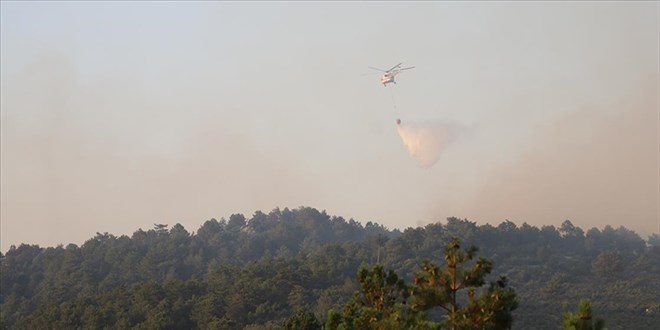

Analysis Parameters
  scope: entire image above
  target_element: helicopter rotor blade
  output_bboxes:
[368,66,387,72]
[400,66,415,71]
[387,62,403,72]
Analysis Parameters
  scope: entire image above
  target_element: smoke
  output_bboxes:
[396,119,462,168]
[448,76,659,236]
[0,53,321,251]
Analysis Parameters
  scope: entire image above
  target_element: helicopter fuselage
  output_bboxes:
[381,70,399,86]
[368,63,412,86]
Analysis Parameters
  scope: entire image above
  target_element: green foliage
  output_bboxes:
[563,299,605,330]
[327,264,427,329]
[353,265,408,312]
[329,239,517,329]
[410,238,517,330]
[1,208,658,329]
[282,308,321,330]
[591,251,622,277]
[648,234,660,247]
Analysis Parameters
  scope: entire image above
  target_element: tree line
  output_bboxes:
[1,207,659,329]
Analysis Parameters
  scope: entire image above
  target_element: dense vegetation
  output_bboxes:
[562,299,605,330]
[1,207,659,329]
[323,238,518,329]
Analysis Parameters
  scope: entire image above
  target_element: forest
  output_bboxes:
[1,206,659,329]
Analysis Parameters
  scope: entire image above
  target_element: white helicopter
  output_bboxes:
[368,63,415,86]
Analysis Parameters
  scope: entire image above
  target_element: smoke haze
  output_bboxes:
[1,2,658,251]
[444,76,659,234]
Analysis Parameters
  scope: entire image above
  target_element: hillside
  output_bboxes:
[1,207,659,329]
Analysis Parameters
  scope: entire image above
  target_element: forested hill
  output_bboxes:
[1,206,659,329]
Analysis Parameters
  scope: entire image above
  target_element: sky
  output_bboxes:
[1,1,658,251]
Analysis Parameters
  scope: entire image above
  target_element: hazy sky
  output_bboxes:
[1,2,658,251]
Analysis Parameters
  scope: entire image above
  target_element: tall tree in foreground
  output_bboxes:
[563,299,605,330]
[325,238,518,329]
[326,264,431,329]
[410,238,518,330]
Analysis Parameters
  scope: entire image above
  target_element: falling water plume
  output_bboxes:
[396,118,460,168]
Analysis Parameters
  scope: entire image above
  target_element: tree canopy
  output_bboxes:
[1,207,658,329]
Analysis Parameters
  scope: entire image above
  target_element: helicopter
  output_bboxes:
[368,63,415,86]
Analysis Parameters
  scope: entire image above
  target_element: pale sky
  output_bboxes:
[1,1,658,251]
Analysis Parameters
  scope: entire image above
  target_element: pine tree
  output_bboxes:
[563,299,605,330]
[410,238,518,330]
[327,264,431,329]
